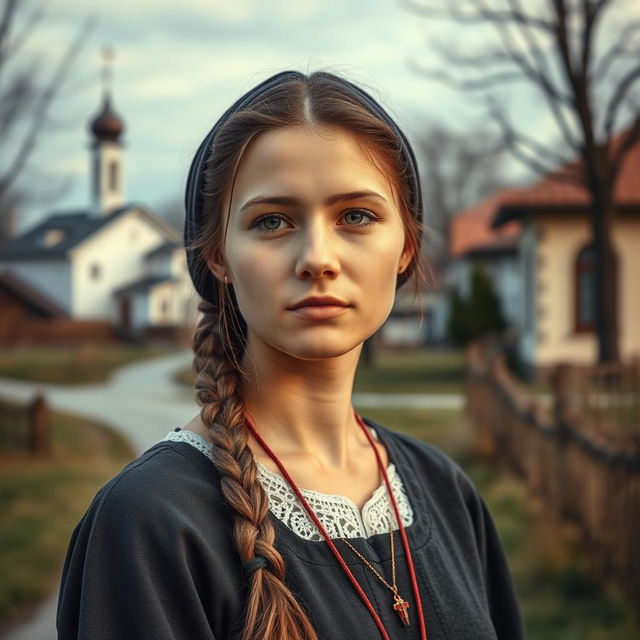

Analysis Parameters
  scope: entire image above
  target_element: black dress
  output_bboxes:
[56,416,525,640]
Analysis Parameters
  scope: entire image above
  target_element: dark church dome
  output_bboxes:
[89,93,125,142]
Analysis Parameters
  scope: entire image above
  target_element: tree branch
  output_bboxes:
[580,0,614,76]
[505,0,581,150]
[429,42,518,68]
[0,0,18,68]
[400,0,553,30]
[408,58,525,91]
[0,65,35,137]
[0,0,46,68]
[593,21,640,83]
[604,63,640,139]
[0,13,97,202]
[487,98,582,184]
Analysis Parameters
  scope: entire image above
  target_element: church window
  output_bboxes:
[160,299,170,321]
[109,160,118,190]
[42,229,65,247]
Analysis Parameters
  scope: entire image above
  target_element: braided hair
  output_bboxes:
[192,297,317,639]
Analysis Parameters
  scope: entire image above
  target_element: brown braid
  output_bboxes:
[192,297,318,640]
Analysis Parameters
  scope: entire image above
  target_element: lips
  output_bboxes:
[287,296,352,321]
[288,296,350,310]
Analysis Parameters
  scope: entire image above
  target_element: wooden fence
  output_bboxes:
[0,393,50,455]
[0,318,120,346]
[465,340,640,618]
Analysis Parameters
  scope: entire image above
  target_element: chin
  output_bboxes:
[270,334,366,362]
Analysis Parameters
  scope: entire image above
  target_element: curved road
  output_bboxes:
[0,349,198,457]
[0,349,462,639]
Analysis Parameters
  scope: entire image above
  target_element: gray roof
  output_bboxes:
[113,274,180,296]
[0,269,69,318]
[144,240,181,259]
[0,202,181,260]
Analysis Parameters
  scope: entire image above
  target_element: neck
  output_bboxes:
[239,334,366,471]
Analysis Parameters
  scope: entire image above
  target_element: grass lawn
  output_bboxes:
[176,347,468,394]
[358,406,639,640]
[0,404,136,631]
[0,343,184,385]
[354,348,466,393]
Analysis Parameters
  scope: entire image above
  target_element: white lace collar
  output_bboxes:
[161,427,414,540]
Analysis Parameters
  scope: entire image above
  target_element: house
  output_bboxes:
[449,190,522,333]
[0,74,199,344]
[449,134,640,377]
[381,258,447,348]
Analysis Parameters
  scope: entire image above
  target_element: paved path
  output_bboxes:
[0,349,463,639]
[0,349,200,455]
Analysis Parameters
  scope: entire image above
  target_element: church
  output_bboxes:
[0,68,198,345]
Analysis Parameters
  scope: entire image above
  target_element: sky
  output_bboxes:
[7,0,637,233]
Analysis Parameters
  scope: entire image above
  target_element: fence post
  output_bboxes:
[550,363,570,517]
[28,392,49,456]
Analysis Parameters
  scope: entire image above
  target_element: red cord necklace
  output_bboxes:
[243,408,428,640]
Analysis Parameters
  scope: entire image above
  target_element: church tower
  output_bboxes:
[88,47,125,214]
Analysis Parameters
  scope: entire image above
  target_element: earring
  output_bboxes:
[224,274,228,284]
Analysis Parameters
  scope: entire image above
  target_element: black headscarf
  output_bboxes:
[184,70,423,305]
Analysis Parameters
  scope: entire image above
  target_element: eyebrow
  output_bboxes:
[238,190,388,213]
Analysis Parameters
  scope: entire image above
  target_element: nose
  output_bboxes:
[294,218,341,280]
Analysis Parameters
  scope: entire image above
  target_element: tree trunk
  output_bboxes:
[591,189,619,363]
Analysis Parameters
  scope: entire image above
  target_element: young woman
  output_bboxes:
[57,70,525,640]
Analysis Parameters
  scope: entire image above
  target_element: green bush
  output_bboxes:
[447,262,507,346]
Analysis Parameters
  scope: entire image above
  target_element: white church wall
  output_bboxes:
[171,250,187,277]
[149,282,176,325]
[92,141,124,212]
[71,209,167,321]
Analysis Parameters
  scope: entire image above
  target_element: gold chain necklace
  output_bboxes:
[338,508,410,624]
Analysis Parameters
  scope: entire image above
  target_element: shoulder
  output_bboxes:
[79,441,226,538]
[59,442,245,639]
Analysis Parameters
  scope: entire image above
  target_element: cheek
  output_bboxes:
[228,248,284,313]
[356,233,404,283]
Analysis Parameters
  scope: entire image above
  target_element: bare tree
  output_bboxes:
[404,0,640,363]
[415,124,513,269]
[0,0,97,243]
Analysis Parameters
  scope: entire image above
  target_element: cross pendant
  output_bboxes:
[393,594,410,626]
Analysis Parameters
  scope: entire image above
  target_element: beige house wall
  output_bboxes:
[616,218,640,358]
[534,214,640,367]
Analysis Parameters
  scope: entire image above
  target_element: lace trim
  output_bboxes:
[161,428,414,540]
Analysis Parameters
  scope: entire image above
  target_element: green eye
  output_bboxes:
[342,209,379,226]
[253,214,289,233]
[262,215,284,231]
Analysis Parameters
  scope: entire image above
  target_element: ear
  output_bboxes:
[204,253,229,284]
[398,242,416,274]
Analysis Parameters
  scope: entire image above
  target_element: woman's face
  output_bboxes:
[211,124,413,361]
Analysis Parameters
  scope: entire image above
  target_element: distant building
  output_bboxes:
[381,258,448,348]
[449,132,640,377]
[0,70,198,343]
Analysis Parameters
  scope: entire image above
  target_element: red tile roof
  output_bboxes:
[450,131,640,257]
[450,189,522,257]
